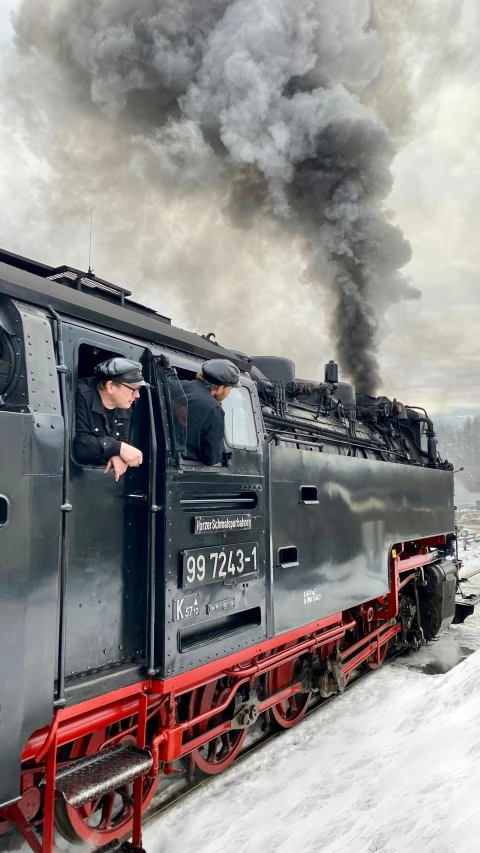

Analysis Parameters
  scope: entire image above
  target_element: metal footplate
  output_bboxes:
[454,593,480,624]
[49,744,153,808]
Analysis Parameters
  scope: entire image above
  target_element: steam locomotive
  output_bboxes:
[0,247,462,852]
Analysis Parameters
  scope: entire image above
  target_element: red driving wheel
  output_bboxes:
[55,714,161,846]
[267,646,311,729]
[186,678,248,775]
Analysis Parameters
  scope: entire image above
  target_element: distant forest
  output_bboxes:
[435,417,480,469]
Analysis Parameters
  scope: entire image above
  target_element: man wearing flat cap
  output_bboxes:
[74,357,148,482]
[181,359,240,466]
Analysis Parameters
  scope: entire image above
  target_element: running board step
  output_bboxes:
[50,745,153,807]
[454,595,480,624]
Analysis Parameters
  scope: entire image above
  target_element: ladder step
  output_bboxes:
[52,745,153,807]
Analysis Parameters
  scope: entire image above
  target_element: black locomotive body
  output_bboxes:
[0,248,460,852]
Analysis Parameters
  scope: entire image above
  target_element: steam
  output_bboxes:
[10,0,418,393]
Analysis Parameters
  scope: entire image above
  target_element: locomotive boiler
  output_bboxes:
[0,247,461,852]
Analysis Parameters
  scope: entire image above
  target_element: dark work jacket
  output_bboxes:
[180,379,225,466]
[74,377,131,465]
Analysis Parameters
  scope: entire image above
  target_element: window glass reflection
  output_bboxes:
[222,386,257,449]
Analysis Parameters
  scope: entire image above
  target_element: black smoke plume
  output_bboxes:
[11,0,418,393]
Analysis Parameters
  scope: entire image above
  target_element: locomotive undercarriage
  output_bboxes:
[0,536,457,853]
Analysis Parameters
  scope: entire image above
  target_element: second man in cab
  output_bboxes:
[181,359,240,466]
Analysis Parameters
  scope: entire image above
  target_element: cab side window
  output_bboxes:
[222,386,258,449]
[164,371,188,456]
[73,342,134,466]
[77,343,120,381]
[0,327,16,396]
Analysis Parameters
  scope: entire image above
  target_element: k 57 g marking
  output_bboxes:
[172,593,201,622]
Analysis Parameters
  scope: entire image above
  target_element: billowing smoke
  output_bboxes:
[10,0,418,393]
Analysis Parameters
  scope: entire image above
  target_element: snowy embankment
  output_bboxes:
[146,555,480,853]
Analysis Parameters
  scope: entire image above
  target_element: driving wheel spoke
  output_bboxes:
[207,737,220,763]
[117,784,134,807]
[85,796,103,817]
[98,792,116,831]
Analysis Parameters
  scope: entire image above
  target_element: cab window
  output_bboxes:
[0,327,16,396]
[164,371,187,455]
[73,342,137,467]
[222,386,258,449]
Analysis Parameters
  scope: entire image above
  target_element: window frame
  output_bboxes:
[70,336,140,469]
[222,383,259,451]
[149,348,264,465]
[155,361,188,461]
[0,323,20,399]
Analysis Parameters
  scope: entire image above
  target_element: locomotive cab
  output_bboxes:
[65,336,268,689]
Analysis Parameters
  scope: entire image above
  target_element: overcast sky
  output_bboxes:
[0,1,478,417]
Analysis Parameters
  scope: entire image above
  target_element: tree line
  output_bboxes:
[435,416,480,469]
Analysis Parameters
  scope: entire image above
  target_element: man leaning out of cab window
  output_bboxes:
[74,357,148,482]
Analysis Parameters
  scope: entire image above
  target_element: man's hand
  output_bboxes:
[104,443,142,481]
[119,442,143,467]
[104,455,129,482]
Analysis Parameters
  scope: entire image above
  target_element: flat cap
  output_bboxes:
[202,359,240,387]
[94,357,149,386]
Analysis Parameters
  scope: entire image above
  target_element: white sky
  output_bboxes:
[0,1,478,416]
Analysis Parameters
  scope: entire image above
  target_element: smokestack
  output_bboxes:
[11,0,419,394]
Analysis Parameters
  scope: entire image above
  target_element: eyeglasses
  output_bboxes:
[120,383,141,395]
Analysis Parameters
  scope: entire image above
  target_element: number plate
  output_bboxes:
[182,542,259,589]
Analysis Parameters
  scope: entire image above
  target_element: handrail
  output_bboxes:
[48,305,72,709]
[146,383,159,677]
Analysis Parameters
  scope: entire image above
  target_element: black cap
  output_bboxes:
[94,357,149,386]
[201,359,240,387]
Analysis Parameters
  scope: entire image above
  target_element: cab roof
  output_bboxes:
[0,247,249,369]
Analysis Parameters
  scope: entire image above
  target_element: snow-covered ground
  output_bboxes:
[145,552,480,853]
